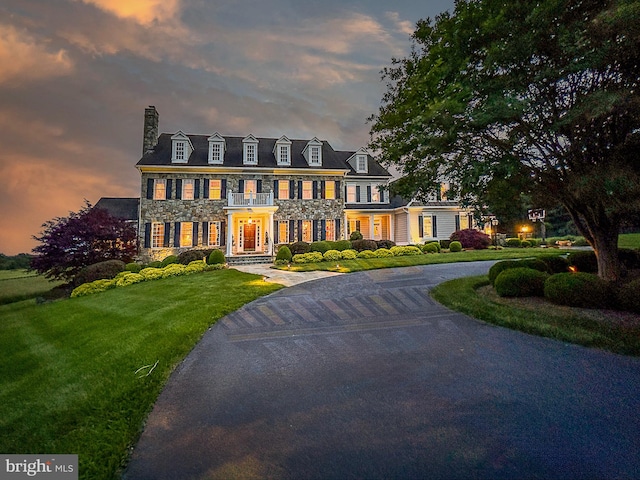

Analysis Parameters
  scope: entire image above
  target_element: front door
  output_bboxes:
[244,223,256,251]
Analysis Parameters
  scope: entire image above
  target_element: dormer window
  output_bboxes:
[356,155,367,173]
[243,135,258,165]
[208,133,226,164]
[303,137,323,166]
[348,148,369,173]
[171,131,193,164]
[274,136,292,165]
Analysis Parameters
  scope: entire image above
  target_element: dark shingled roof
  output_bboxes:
[137,134,391,178]
[94,198,139,221]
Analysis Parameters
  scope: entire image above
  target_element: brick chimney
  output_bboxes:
[143,106,159,155]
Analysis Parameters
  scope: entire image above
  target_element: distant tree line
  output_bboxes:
[0,253,32,270]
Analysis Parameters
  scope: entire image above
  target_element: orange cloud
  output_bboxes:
[79,0,181,25]
[0,24,73,86]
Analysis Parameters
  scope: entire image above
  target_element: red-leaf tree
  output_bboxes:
[31,201,137,281]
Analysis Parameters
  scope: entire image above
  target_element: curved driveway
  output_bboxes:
[125,261,640,479]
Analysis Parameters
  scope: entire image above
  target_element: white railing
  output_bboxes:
[228,191,274,206]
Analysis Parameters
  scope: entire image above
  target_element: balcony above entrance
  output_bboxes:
[228,191,274,206]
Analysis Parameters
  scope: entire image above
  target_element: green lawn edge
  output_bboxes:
[431,275,640,356]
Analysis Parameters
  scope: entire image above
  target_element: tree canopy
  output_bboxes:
[31,201,137,281]
[369,0,640,280]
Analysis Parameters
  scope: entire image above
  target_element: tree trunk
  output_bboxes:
[592,229,621,282]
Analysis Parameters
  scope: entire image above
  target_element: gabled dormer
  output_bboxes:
[242,134,259,165]
[171,131,193,164]
[207,133,226,164]
[347,148,369,174]
[273,136,292,166]
[302,137,323,167]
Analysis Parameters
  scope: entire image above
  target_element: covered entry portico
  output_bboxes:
[224,198,278,257]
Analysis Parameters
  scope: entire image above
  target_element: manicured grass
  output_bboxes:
[619,233,640,249]
[0,270,63,304]
[0,269,282,479]
[277,247,565,273]
[431,275,640,356]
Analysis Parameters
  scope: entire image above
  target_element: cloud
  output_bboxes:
[385,11,415,36]
[79,0,181,25]
[0,24,73,86]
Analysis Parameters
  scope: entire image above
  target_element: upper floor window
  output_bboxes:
[310,147,320,165]
[176,142,185,161]
[211,143,222,163]
[302,181,313,200]
[153,179,166,200]
[278,180,289,199]
[209,179,222,200]
[208,133,225,164]
[356,155,367,173]
[182,179,194,200]
[371,185,380,203]
[171,131,192,163]
[244,179,257,198]
[303,137,323,166]
[243,135,258,165]
[279,145,289,164]
[325,181,335,200]
[346,184,357,203]
[440,183,449,201]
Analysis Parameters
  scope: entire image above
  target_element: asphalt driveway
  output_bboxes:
[124,261,640,479]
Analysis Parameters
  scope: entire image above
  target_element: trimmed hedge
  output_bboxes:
[449,241,462,252]
[161,255,178,267]
[292,252,323,263]
[334,240,352,251]
[357,250,376,259]
[349,231,363,241]
[310,241,331,254]
[390,245,422,256]
[618,279,640,314]
[494,268,549,297]
[125,262,142,273]
[207,249,226,265]
[422,243,439,253]
[289,241,311,255]
[276,245,292,263]
[374,248,394,257]
[544,272,611,309]
[71,279,116,298]
[568,251,598,273]
[376,240,396,249]
[488,261,518,285]
[323,250,342,261]
[178,249,213,265]
[341,249,357,260]
[538,255,569,274]
[74,260,126,286]
[505,238,522,248]
[351,239,378,252]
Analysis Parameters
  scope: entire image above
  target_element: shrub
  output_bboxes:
[422,243,439,254]
[139,267,164,281]
[440,240,451,249]
[521,240,532,248]
[374,248,394,258]
[568,251,598,273]
[390,246,422,256]
[161,255,178,267]
[310,241,331,254]
[505,238,522,248]
[276,245,292,263]
[358,250,376,259]
[115,272,145,287]
[323,250,342,261]
[376,240,396,250]
[207,249,226,265]
[161,263,186,278]
[292,252,323,263]
[185,260,207,274]
[204,263,226,271]
[450,229,491,250]
[71,279,116,298]
[618,248,640,270]
[617,279,640,313]
[349,231,363,241]
[74,260,126,286]
[449,241,462,252]
[334,240,352,251]
[351,239,378,252]
[518,258,550,273]
[148,261,162,268]
[289,241,311,255]
[494,268,550,297]
[539,255,570,274]
[341,249,357,260]
[572,236,589,246]
[544,272,611,309]
[178,249,213,265]
[488,260,519,285]
[125,262,142,273]
[427,241,441,252]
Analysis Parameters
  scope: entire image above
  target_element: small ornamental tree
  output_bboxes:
[31,201,137,282]
[450,229,491,250]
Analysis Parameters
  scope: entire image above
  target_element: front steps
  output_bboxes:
[226,255,274,266]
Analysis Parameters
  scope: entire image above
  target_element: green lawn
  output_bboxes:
[0,269,282,479]
[0,270,63,305]
[619,233,640,249]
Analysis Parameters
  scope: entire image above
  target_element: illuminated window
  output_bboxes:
[182,179,194,200]
[278,181,289,199]
[371,185,380,203]
[302,220,312,242]
[346,184,357,203]
[153,179,166,200]
[244,179,257,199]
[208,221,220,246]
[459,214,470,230]
[325,181,335,199]
[302,181,313,200]
[180,222,193,247]
[152,223,164,248]
[278,221,288,243]
[440,183,449,201]
[209,180,222,200]
[325,220,335,241]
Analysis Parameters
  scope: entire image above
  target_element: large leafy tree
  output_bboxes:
[370,0,640,281]
[31,201,137,281]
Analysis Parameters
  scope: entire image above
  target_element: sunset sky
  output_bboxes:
[0,0,454,255]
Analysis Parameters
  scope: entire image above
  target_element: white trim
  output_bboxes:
[302,137,323,166]
[274,136,292,166]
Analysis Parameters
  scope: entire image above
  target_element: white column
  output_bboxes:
[268,212,274,255]
[370,214,375,239]
[226,212,233,257]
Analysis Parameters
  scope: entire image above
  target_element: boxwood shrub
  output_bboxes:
[505,238,522,248]
[276,245,292,263]
[323,249,342,261]
[349,231,363,241]
[178,249,213,265]
[161,263,186,278]
[568,251,598,273]
[185,260,207,274]
[334,240,352,251]
[488,260,519,285]
[341,249,357,260]
[374,248,393,258]
[538,255,570,274]
[292,252,323,263]
[617,279,640,314]
[310,241,331,254]
[289,241,311,255]
[376,240,396,249]
[161,255,178,267]
[351,239,378,252]
[207,249,226,265]
[71,278,116,298]
[494,268,549,297]
[125,262,142,273]
[357,250,376,259]
[544,272,611,309]
[115,272,145,287]
[74,260,126,286]
[422,243,439,253]
[449,241,462,252]
[147,261,162,268]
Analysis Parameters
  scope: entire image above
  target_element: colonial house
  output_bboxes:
[98,107,475,262]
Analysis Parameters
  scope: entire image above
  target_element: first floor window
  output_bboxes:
[209,179,222,199]
[459,214,470,230]
[278,181,289,199]
[154,179,166,200]
[208,221,220,246]
[302,181,313,199]
[422,216,433,238]
[278,221,289,243]
[325,220,336,241]
[301,220,312,242]
[346,184,357,203]
[180,222,193,247]
[348,219,361,235]
[152,223,164,248]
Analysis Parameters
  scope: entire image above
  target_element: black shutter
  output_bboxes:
[313,220,318,241]
[419,215,424,238]
[194,179,200,199]
[193,222,199,246]
[176,179,182,200]
[274,221,279,244]
[297,220,302,241]
[289,220,295,242]
[220,222,226,246]
[239,179,244,194]
[273,180,279,199]
[298,181,303,199]
[289,180,295,199]
[202,222,209,246]
[174,222,181,247]
[320,220,326,240]
[144,223,151,248]
[257,180,262,193]
[166,180,173,200]
[336,181,341,199]
[146,179,154,199]
[455,215,460,231]
[433,216,438,237]
[313,181,318,199]
[321,181,325,199]
[163,222,171,247]
[203,179,210,199]
[356,186,361,203]
[367,185,372,203]
[335,218,341,240]
[469,214,474,229]
[221,179,227,199]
